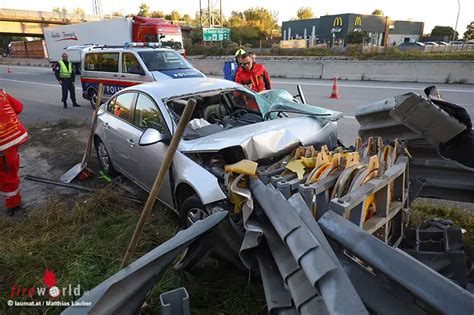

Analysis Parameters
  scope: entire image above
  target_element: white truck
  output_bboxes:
[43,16,184,68]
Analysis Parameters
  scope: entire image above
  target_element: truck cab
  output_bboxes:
[80,46,205,108]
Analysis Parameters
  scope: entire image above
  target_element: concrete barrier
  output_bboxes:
[2,56,473,84]
[188,57,474,84]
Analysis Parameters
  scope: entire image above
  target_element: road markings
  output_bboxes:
[0,78,82,90]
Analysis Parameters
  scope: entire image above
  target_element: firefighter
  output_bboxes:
[0,90,28,215]
[54,53,80,109]
[234,52,272,93]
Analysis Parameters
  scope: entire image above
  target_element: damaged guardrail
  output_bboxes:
[61,211,227,315]
[356,87,474,203]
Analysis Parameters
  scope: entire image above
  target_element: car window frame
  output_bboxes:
[130,91,171,137]
[106,91,138,124]
[83,52,120,73]
[122,52,145,75]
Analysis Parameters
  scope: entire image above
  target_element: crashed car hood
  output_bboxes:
[180,116,337,160]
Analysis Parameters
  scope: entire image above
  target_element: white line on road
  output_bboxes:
[272,80,474,93]
[0,78,82,90]
[0,65,51,72]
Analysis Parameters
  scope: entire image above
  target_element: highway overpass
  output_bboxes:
[0,8,102,36]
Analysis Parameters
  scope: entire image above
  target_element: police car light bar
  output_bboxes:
[124,42,163,48]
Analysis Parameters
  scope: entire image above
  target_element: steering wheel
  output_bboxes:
[230,108,248,119]
[206,112,225,124]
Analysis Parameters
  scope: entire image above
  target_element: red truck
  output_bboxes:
[43,16,184,65]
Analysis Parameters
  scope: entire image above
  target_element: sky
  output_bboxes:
[0,0,472,35]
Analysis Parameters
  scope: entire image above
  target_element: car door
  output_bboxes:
[132,92,174,207]
[102,91,142,182]
[120,52,151,85]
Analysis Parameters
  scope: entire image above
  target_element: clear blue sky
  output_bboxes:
[0,0,472,35]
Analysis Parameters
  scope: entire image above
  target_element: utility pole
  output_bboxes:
[199,0,223,27]
[92,0,103,17]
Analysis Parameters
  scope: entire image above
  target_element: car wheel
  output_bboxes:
[95,139,118,176]
[89,89,97,109]
[180,194,208,228]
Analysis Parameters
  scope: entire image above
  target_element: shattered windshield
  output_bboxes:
[258,89,343,121]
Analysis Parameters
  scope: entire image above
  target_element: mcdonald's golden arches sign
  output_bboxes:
[355,16,362,26]
[333,16,343,27]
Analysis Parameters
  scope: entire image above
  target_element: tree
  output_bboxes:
[431,25,458,40]
[52,7,68,16]
[165,10,181,21]
[137,3,150,17]
[111,11,124,17]
[150,11,165,18]
[72,7,85,17]
[182,14,194,24]
[464,21,474,40]
[345,31,368,44]
[371,9,384,16]
[242,7,278,38]
[296,7,314,20]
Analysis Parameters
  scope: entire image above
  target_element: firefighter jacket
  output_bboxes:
[0,90,28,152]
[234,63,272,93]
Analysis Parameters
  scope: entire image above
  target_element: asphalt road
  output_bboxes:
[1,64,473,145]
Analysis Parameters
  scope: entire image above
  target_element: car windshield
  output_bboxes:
[138,50,192,71]
[165,87,341,140]
[259,89,342,121]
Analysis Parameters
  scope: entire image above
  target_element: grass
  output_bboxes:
[0,188,265,314]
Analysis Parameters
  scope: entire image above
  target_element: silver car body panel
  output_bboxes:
[180,117,338,161]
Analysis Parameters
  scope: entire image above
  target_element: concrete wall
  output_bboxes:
[188,57,474,84]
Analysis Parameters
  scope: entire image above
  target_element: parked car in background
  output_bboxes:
[449,41,465,45]
[421,41,438,46]
[93,78,342,227]
[398,42,425,50]
[436,41,450,46]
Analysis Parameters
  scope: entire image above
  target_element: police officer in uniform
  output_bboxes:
[54,53,80,108]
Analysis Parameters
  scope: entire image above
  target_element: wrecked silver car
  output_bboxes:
[94,78,341,225]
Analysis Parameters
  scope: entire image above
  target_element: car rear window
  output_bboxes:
[138,50,192,71]
[84,52,119,72]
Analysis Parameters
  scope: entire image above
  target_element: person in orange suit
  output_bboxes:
[0,89,28,215]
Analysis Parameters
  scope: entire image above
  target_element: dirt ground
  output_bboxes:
[0,121,111,217]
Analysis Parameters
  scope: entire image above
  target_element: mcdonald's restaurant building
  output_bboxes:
[281,13,424,47]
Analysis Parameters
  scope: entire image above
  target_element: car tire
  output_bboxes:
[88,89,97,109]
[180,194,208,228]
[95,139,118,177]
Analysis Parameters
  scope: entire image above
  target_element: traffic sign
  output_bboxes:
[203,28,231,41]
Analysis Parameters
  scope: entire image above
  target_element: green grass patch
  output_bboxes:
[0,188,264,314]
[410,201,474,248]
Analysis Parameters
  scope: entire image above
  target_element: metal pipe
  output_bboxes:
[318,210,474,315]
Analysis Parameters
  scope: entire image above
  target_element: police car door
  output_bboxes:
[120,52,151,86]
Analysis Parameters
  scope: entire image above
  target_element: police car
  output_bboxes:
[80,43,205,108]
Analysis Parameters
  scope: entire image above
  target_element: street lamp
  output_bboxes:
[453,0,460,41]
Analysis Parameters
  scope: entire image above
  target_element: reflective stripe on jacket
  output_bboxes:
[58,60,72,78]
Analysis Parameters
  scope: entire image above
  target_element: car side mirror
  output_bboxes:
[139,128,169,146]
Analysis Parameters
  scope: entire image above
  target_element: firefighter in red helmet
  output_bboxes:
[0,89,28,215]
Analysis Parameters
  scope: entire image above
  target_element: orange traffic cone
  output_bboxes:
[329,78,340,99]
[7,65,12,74]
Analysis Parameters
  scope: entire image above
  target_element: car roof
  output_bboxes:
[121,78,242,101]
[84,47,175,53]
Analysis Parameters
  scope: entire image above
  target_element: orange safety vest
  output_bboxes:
[0,91,28,152]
